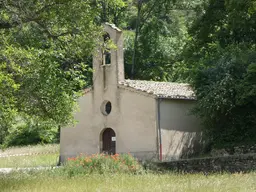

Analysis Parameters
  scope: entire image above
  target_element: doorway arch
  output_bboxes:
[101,128,116,154]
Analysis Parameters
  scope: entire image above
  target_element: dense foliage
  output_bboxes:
[0,0,255,148]
[192,44,256,147]
[0,0,102,146]
[185,0,256,148]
[123,0,202,81]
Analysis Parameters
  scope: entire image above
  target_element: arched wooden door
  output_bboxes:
[102,128,116,154]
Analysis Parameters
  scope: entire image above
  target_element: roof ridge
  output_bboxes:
[120,79,190,85]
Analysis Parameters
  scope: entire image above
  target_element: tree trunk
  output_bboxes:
[131,0,142,79]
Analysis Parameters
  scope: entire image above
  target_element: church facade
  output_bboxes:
[60,23,202,162]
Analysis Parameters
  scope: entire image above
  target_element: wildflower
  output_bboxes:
[68,157,76,161]
[85,158,92,163]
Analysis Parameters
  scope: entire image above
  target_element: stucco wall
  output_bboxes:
[60,85,124,161]
[60,88,158,161]
[159,99,202,161]
[60,92,97,159]
[118,89,157,160]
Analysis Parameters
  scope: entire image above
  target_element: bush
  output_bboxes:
[63,153,144,176]
[3,118,59,147]
[192,44,256,148]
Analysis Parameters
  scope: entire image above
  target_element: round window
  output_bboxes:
[101,100,112,115]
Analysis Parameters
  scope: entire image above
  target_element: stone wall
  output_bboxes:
[210,144,256,157]
[157,153,256,173]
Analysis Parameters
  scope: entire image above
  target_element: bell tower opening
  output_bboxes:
[102,33,111,65]
[92,23,124,93]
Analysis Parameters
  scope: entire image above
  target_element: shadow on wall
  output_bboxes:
[163,131,204,161]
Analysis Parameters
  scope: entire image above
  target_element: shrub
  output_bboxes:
[192,44,256,148]
[63,153,143,176]
[3,118,58,147]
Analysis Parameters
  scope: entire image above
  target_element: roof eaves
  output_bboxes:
[156,95,197,100]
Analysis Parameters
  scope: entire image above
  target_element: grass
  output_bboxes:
[0,153,59,168]
[0,170,255,192]
[0,144,255,191]
[0,144,59,155]
[0,144,59,168]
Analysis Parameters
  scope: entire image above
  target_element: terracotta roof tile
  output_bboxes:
[119,80,196,100]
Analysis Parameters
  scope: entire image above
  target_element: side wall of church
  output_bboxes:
[118,89,158,160]
[159,99,203,161]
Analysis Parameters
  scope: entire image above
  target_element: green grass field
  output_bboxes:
[1,171,255,192]
[0,144,59,168]
[0,144,59,156]
[0,144,255,192]
[0,153,59,168]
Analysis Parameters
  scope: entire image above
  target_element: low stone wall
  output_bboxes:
[210,144,256,157]
[157,153,256,173]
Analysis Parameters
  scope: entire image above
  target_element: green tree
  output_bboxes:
[0,0,122,145]
[124,0,203,81]
[185,0,256,147]
[0,61,18,143]
[183,0,256,79]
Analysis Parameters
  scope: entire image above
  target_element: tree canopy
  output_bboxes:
[0,0,255,148]
[0,0,101,145]
[185,0,256,147]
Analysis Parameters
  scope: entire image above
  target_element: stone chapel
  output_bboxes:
[60,23,202,162]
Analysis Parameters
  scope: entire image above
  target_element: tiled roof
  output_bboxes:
[119,80,196,100]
